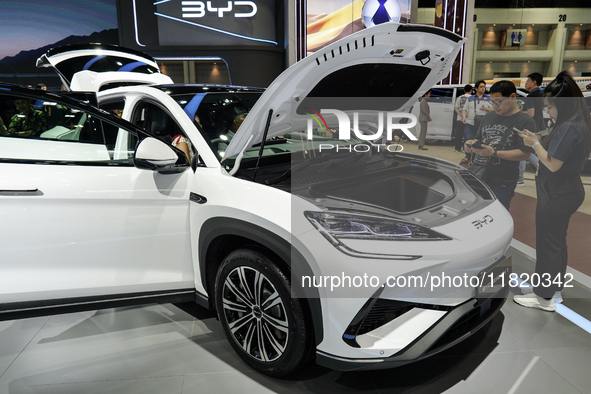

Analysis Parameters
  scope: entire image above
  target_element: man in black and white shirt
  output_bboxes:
[465,80,536,210]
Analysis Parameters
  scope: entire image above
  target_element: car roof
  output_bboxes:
[150,84,265,95]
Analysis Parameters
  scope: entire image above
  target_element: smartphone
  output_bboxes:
[466,140,483,149]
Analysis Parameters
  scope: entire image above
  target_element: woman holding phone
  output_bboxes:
[514,72,591,311]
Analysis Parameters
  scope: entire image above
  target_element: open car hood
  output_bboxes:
[36,43,173,92]
[223,23,464,161]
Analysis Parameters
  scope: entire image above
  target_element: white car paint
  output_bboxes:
[0,23,515,372]
[0,162,195,303]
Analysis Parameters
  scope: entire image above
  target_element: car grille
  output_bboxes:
[343,298,451,348]
[357,299,414,335]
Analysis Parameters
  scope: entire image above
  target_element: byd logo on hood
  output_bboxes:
[305,109,418,142]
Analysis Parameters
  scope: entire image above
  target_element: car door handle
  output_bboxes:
[0,188,43,196]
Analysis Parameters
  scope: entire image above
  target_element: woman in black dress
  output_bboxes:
[514,72,591,311]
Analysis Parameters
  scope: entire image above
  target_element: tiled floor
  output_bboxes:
[1,248,590,394]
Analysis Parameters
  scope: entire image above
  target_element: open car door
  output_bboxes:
[36,43,173,92]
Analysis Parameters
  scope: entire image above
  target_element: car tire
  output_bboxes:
[214,248,312,377]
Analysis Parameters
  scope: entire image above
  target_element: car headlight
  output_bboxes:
[304,211,451,241]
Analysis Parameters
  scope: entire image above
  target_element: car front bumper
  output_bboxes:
[315,283,509,371]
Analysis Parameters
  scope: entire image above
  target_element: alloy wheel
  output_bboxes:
[221,266,289,362]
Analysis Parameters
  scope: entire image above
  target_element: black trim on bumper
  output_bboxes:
[316,286,509,371]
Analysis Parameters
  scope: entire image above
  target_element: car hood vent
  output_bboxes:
[315,35,375,66]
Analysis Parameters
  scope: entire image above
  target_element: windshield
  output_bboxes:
[170,91,261,161]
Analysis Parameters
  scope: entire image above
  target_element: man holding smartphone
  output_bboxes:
[465,80,537,210]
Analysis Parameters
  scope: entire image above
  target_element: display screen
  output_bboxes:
[306,0,411,55]
[132,0,278,47]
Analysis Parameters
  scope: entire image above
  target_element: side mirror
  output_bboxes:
[134,137,189,174]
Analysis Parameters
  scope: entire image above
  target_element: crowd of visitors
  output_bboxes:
[419,71,590,312]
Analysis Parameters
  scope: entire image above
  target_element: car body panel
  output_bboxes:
[0,163,195,303]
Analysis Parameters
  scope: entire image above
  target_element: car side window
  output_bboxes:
[0,92,137,165]
[132,101,193,161]
[429,88,454,104]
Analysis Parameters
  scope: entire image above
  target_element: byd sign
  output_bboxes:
[181,1,257,18]
[306,110,418,142]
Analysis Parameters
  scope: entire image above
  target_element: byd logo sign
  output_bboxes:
[305,109,418,142]
[181,1,257,18]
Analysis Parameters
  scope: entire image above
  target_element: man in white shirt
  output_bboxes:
[460,80,493,165]
[453,84,472,152]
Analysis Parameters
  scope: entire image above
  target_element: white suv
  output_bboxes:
[0,23,513,376]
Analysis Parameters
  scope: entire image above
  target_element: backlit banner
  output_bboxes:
[306,0,411,55]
